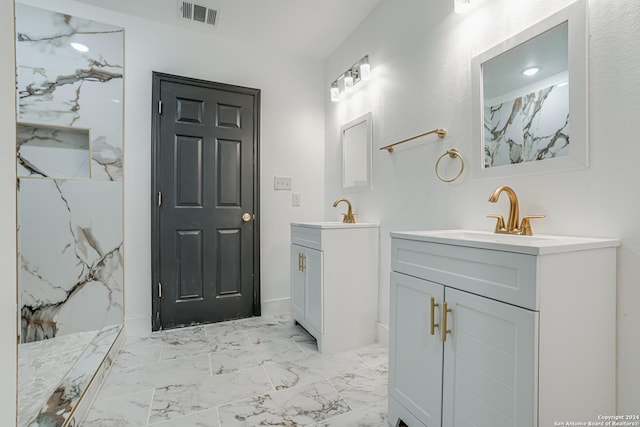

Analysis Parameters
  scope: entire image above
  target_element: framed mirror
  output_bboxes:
[341,112,373,191]
[471,0,587,177]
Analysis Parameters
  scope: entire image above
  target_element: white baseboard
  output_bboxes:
[261,297,291,316]
[377,321,389,346]
[123,299,291,336]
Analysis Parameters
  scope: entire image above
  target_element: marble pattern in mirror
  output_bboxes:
[472,0,588,177]
[483,22,569,167]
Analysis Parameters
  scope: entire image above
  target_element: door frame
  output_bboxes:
[150,71,261,331]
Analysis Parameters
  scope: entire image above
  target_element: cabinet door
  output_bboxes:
[389,272,444,426]
[304,247,323,333]
[442,288,537,427]
[290,244,305,320]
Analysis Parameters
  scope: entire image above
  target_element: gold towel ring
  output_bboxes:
[435,148,464,182]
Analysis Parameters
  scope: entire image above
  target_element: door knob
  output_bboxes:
[242,213,252,222]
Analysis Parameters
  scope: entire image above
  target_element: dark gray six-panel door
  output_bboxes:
[152,73,260,330]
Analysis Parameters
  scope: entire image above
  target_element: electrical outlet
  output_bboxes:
[292,193,301,207]
[274,176,292,190]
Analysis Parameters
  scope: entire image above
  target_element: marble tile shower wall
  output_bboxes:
[16,4,124,343]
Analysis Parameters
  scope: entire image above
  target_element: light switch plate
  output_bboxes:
[274,176,292,190]
[292,193,301,206]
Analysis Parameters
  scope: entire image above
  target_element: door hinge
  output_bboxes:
[158,282,163,298]
[158,191,162,207]
[158,100,163,115]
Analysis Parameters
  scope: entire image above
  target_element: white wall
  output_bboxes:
[0,1,17,424]
[324,0,640,412]
[119,6,326,332]
[19,0,326,334]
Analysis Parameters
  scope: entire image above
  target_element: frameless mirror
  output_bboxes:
[341,112,372,191]
[472,0,587,177]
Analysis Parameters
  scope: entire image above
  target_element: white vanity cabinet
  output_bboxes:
[290,222,379,353]
[388,230,619,427]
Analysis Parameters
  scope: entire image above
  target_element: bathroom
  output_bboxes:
[0,0,639,425]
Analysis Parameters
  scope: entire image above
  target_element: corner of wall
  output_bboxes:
[0,1,17,424]
[124,315,151,338]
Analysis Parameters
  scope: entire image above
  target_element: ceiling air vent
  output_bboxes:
[179,1,218,26]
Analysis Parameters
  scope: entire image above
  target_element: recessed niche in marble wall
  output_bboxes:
[17,122,91,179]
[16,3,123,181]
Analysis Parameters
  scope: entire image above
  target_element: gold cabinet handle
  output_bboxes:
[301,254,306,272]
[430,296,440,336]
[441,301,452,343]
[298,253,302,272]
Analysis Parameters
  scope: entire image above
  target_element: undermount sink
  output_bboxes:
[390,229,619,255]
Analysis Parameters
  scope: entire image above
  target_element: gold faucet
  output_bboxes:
[333,198,356,223]
[487,186,544,236]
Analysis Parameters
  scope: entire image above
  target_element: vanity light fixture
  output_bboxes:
[329,55,371,102]
[330,82,340,102]
[344,70,354,92]
[359,56,371,81]
[522,66,540,76]
[70,42,89,52]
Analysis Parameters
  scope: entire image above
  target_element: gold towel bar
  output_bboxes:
[379,128,446,153]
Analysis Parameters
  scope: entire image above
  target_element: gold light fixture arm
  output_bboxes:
[380,128,446,153]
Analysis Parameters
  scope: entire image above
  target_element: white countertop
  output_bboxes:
[291,221,380,229]
[390,229,620,255]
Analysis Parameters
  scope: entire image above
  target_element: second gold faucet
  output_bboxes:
[487,186,544,236]
[333,198,356,223]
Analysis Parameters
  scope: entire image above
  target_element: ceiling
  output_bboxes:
[74,0,382,60]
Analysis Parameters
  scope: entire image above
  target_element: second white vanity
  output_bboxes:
[388,230,619,427]
[290,222,379,353]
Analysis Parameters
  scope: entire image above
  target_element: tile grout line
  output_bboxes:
[262,364,278,392]
[157,341,164,362]
[145,388,156,426]
[92,387,155,404]
[86,316,391,426]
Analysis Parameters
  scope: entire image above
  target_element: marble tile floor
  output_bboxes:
[83,314,389,426]
[18,330,98,427]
